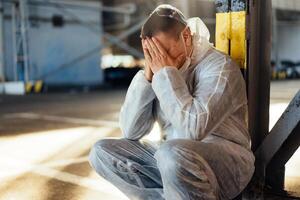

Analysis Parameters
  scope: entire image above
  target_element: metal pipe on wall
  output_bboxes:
[272,9,280,70]
[0,1,5,82]
[11,3,18,81]
[19,0,30,82]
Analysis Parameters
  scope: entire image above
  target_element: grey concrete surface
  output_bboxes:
[0,80,299,200]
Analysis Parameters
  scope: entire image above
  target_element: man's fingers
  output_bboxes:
[152,37,167,56]
[145,39,157,59]
[144,49,152,61]
[144,43,152,61]
[145,48,152,61]
[147,38,160,57]
[142,39,152,61]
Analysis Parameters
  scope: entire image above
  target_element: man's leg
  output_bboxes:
[155,139,253,200]
[88,138,164,200]
[154,139,219,200]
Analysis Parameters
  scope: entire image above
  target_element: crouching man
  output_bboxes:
[89,4,255,200]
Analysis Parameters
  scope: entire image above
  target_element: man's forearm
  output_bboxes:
[119,70,156,140]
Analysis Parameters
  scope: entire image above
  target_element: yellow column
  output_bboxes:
[215,11,247,69]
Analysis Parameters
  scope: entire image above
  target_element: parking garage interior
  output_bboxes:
[0,0,299,200]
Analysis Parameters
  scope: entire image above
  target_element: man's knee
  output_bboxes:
[155,139,208,174]
[88,138,116,171]
[155,139,186,175]
[156,140,219,197]
[88,138,134,169]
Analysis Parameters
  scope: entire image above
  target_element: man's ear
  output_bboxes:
[182,27,192,46]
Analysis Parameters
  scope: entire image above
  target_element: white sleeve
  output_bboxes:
[151,58,241,140]
[119,70,156,140]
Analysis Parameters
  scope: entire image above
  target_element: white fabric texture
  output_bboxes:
[90,17,255,200]
[120,17,252,150]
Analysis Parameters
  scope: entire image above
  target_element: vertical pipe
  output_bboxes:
[11,3,18,81]
[19,0,30,82]
[272,9,279,70]
[0,1,5,82]
[99,0,104,84]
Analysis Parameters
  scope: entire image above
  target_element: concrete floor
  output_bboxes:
[0,80,299,200]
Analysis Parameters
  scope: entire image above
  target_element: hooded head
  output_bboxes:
[140,4,193,67]
[141,4,213,73]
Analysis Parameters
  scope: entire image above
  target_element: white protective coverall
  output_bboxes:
[89,17,255,200]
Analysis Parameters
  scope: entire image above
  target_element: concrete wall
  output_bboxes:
[2,1,103,85]
[272,22,300,63]
[273,0,300,11]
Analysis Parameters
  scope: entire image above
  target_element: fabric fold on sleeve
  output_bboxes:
[119,70,156,140]
[151,65,234,140]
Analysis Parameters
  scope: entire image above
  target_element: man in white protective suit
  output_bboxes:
[89,4,255,200]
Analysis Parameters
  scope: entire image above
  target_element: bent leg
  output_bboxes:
[155,139,221,200]
[89,138,164,200]
[155,138,254,200]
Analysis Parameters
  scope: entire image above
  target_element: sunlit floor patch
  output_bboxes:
[285,147,300,196]
[0,172,129,200]
[269,103,289,131]
[4,112,119,127]
[0,126,128,200]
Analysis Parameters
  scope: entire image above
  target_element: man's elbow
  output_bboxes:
[121,126,143,141]
[120,121,153,141]
[122,131,140,141]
